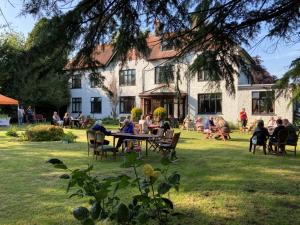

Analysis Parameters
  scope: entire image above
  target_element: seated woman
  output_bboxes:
[116,119,134,150]
[283,119,298,145]
[215,117,230,140]
[52,111,63,126]
[249,120,269,152]
[63,112,71,127]
[195,116,203,132]
[139,115,149,134]
[267,116,277,134]
[204,116,215,139]
[268,119,286,152]
[91,120,111,145]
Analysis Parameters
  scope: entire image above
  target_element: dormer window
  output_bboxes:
[161,40,174,51]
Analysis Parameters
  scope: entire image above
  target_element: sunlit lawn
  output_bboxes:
[0,126,299,225]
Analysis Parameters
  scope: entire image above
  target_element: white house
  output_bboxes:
[67,35,293,124]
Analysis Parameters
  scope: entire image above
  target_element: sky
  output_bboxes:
[1,0,300,78]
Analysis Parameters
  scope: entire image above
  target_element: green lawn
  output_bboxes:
[0,126,299,225]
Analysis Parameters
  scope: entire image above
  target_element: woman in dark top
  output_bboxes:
[249,120,269,152]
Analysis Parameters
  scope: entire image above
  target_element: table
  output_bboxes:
[111,133,159,156]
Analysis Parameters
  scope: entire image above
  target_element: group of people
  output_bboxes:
[17,105,34,125]
[52,111,86,128]
[250,118,298,154]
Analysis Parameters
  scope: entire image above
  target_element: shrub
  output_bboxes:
[62,131,77,143]
[228,121,239,130]
[130,107,143,121]
[102,116,119,125]
[6,126,19,137]
[153,107,167,120]
[25,125,64,141]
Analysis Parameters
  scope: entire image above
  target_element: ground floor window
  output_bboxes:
[72,98,82,113]
[198,93,222,114]
[120,96,135,114]
[90,97,102,113]
[252,91,275,115]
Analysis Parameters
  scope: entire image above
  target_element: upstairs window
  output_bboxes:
[252,91,275,115]
[90,97,102,113]
[119,69,136,86]
[71,75,81,89]
[155,65,174,84]
[161,40,174,51]
[198,93,222,114]
[197,70,210,81]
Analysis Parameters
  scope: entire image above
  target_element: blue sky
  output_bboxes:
[1,1,299,78]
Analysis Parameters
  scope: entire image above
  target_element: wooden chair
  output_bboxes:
[158,132,181,161]
[35,114,46,123]
[86,130,96,156]
[148,128,165,151]
[285,131,300,156]
[95,132,117,160]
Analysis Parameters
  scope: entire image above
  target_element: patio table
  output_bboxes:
[111,132,159,156]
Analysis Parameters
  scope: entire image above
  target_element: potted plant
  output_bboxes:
[153,107,167,122]
[130,107,143,122]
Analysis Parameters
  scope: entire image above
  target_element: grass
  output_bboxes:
[0,126,299,225]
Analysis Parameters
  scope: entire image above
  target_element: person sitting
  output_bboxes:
[63,112,71,127]
[268,118,286,152]
[267,116,277,134]
[145,115,152,125]
[283,119,298,145]
[215,117,230,140]
[139,115,149,134]
[116,119,134,150]
[52,111,63,126]
[204,116,215,139]
[249,120,269,152]
[91,120,111,145]
[195,116,203,132]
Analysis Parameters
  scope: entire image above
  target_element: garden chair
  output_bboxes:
[285,131,300,156]
[94,131,117,160]
[158,132,181,162]
[35,114,46,123]
[268,128,289,155]
[148,128,164,152]
[86,130,96,156]
[249,130,268,155]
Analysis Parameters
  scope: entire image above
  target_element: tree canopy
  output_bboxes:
[0,18,71,110]
[17,0,300,94]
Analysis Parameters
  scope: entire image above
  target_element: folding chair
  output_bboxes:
[158,132,181,161]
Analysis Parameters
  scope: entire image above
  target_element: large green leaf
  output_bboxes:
[73,207,89,221]
[90,202,101,220]
[54,163,68,170]
[161,198,173,209]
[168,173,180,186]
[116,203,130,223]
[82,218,95,225]
[46,158,63,164]
[157,183,171,195]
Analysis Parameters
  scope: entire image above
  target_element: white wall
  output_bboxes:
[68,55,294,123]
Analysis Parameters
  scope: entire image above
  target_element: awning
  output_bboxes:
[139,84,187,98]
[0,94,19,105]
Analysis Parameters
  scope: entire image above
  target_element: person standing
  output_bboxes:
[18,106,25,125]
[27,106,34,123]
[239,108,248,132]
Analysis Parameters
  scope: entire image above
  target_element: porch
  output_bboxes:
[139,85,187,120]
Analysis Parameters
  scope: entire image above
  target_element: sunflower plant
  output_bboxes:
[47,153,181,225]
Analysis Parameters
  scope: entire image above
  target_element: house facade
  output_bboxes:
[67,35,293,124]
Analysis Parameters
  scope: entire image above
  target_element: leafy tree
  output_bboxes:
[0,18,71,111]
[20,0,300,93]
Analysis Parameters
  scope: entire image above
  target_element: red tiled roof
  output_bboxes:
[66,35,179,69]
